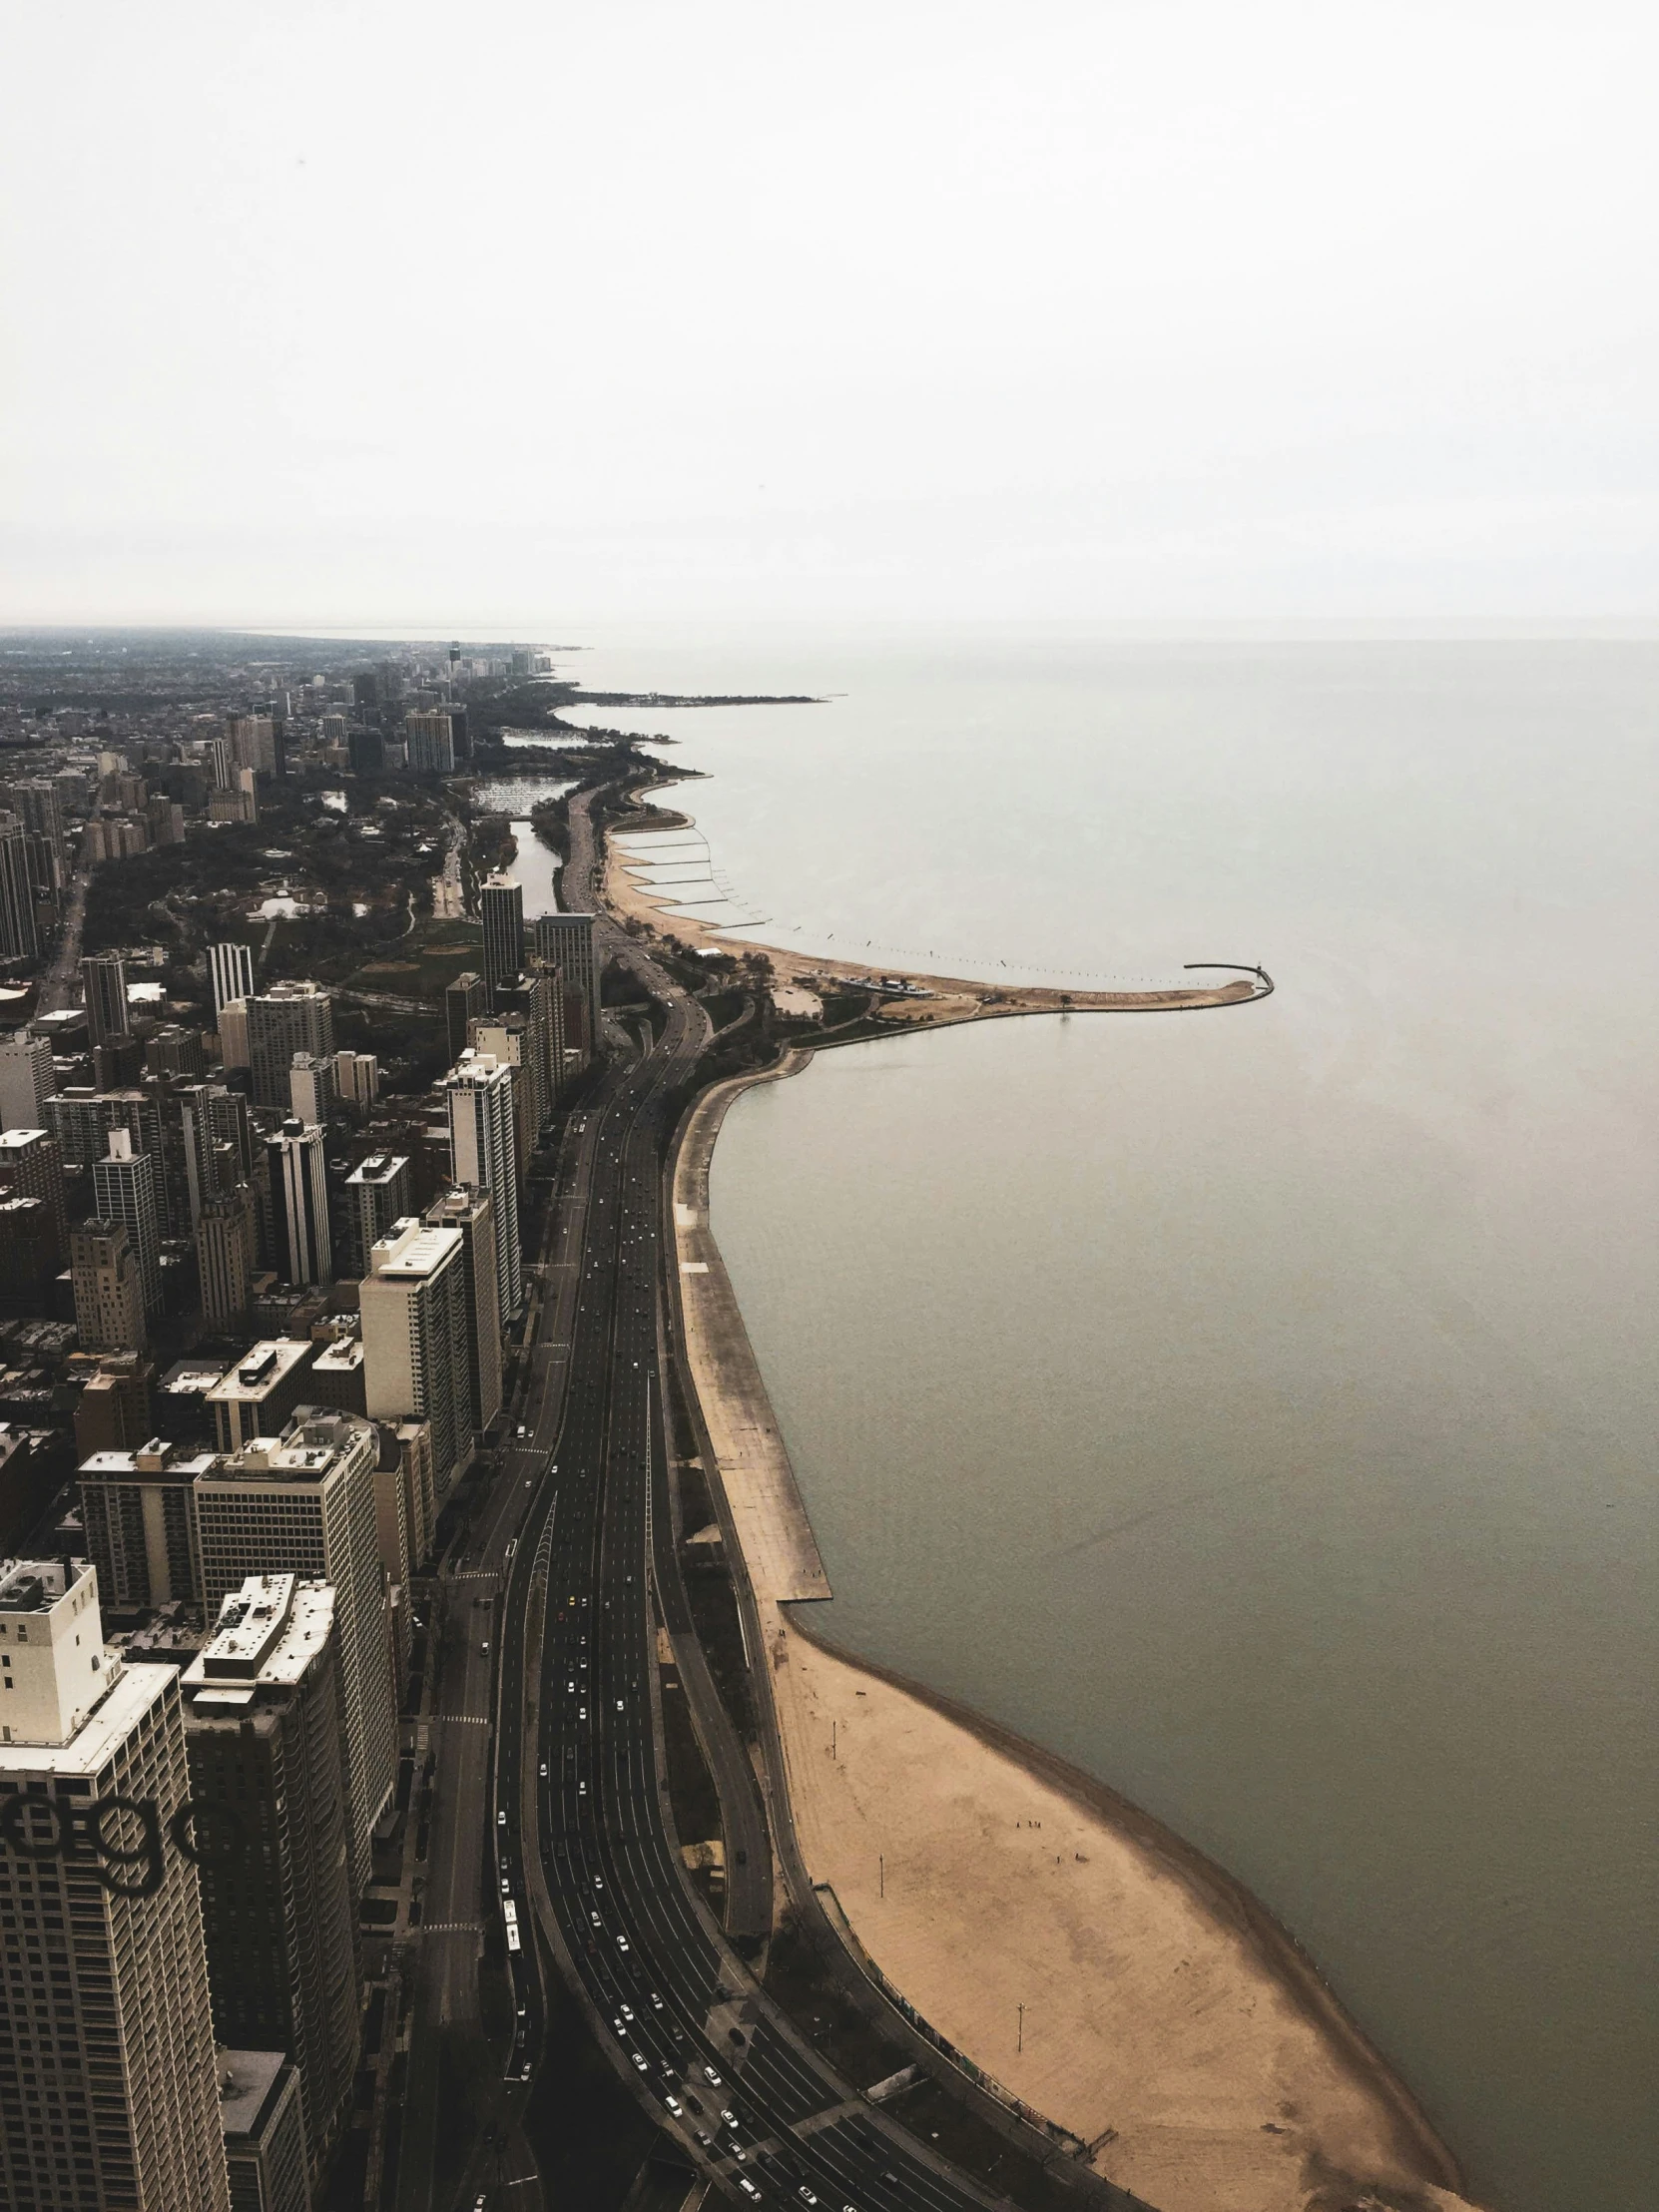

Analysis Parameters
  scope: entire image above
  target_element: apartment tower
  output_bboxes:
[479,874,524,999]
[359,1219,473,1502]
[183,1577,360,2179]
[444,1052,520,1325]
[192,1409,395,1890]
[0,1557,233,2211]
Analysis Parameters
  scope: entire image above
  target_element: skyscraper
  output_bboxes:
[12,778,68,879]
[424,1185,503,1435]
[444,1052,520,1325]
[479,874,524,998]
[445,970,488,1061]
[208,940,256,1021]
[216,2052,311,2212]
[0,1031,55,1130]
[0,812,40,961]
[0,1126,67,1251]
[534,910,600,1044]
[79,952,129,1048]
[332,1049,377,1117]
[247,983,333,1111]
[0,1557,233,2211]
[77,1435,208,1609]
[178,1081,254,1226]
[183,1576,360,2178]
[193,1408,396,1890]
[265,1121,331,1288]
[69,1221,148,1352]
[403,709,455,774]
[359,1219,473,1501]
[343,1154,410,1281]
[197,1191,257,1334]
[92,1127,162,1317]
[287,1052,336,1127]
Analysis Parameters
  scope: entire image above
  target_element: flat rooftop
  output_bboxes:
[215,2048,289,2143]
[0,1656,163,1779]
[205,1340,312,1404]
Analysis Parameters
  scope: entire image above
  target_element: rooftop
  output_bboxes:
[216,2049,290,2144]
[204,1340,312,1404]
[0,1558,91,1613]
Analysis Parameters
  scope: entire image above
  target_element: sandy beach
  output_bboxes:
[600,813,1266,1021]
[669,1067,1488,2212]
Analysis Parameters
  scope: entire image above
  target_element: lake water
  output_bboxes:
[543,632,1656,2212]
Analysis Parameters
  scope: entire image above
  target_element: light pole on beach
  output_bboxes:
[1017,2002,1024,2054]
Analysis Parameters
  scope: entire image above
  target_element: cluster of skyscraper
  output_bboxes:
[0,849,599,2206]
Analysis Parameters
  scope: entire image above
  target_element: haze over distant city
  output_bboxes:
[6,0,1658,627]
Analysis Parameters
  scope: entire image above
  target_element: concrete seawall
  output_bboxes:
[667,1044,1487,2212]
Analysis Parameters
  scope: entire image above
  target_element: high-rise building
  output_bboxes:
[216,2051,311,2212]
[0,1557,233,2211]
[287,1052,336,1128]
[193,1409,396,1888]
[466,1017,536,1202]
[332,1050,377,1117]
[0,1031,55,1130]
[79,952,129,1048]
[198,1191,257,1334]
[70,1219,148,1352]
[488,968,560,1127]
[248,984,334,1112]
[343,1154,409,1281]
[359,1219,473,1502]
[217,997,251,1070]
[91,1033,145,1091]
[534,910,600,1044]
[0,813,40,961]
[78,1436,208,1609]
[71,1354,156,1459]
[374,1418,435,1577]
[0,1126,67,1251]
[445,970,488,1062]
[12,778,68,878]
[178,1082,254,1226]
[424,1186,503,1436]
[204,1340,316,1453]
[208,941,256,1021]
[0,1196,59,1314]
[403,709,455,774]
[144,1022,207,1081]
[345,727,383,777]
[92,1127,163,1317]
[183,1577,360,2177]
[266,1121,331,1288]
[444,1052,520,1325]
[228,716,277,777]
[479,874,524,998]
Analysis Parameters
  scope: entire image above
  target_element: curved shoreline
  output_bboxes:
[667,1049,1485,2212]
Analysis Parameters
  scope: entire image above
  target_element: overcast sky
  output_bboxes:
[4,2,1656,628]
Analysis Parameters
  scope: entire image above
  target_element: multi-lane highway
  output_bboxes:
[482,813,1021,2210]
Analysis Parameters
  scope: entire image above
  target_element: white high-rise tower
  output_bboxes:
[0,1556,233,2210]
[444,1052,520,1324]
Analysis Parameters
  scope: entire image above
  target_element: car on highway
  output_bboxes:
[798,2191,819,2207]
[631,2053,648,2072]
[719,2108,738,2129]
[617,1999,630,2016]
[539,1762,547,1777]
[650,1992,664,2009]
[617,1935,630,1952]
[481,1642,489,1654]
[497,1811,506,1826]
[737,2180,762,2200]
[703,2065,723,2086]
[664,2095,683,2116]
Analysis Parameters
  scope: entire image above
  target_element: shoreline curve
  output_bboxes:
[667,1044,1487,2212]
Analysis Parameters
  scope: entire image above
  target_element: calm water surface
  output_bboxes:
[561,636,1657,2212]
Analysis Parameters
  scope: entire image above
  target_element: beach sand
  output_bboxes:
[671,1070,1487,2212]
